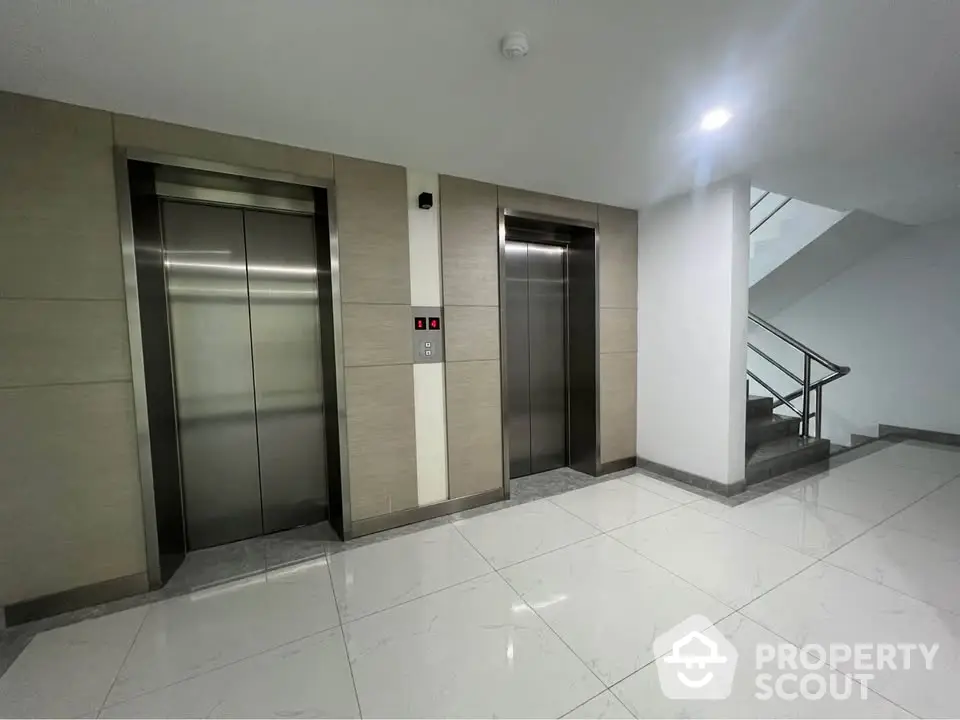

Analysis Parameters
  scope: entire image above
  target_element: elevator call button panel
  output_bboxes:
[412,306,444,364]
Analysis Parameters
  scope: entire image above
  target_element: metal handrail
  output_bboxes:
[750,197,791,234]
[747,312,850,439]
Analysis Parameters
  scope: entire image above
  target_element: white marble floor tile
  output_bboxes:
[690,493,872,557]
[100,627,358,719]
[453,499,599,569]
[821,455,953,498]
[779,469,933,524]
[612,612,909,719]
[563,690,635,719]
[328,524,491,622]
[501,535,731,685]
[550,479,679,531]
[741,562,960,719]
[0,607,147,719]
[868,441,960,476]
[610,507,815,609]
[620,472,704,504]
[342,573,603,719]
[106,559,339,705]
[827,521,960,614]
[885,478,960,548]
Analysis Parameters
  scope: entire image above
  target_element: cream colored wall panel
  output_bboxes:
[345,365,418,521]
[600,352,638,463]
[599,308,638,355]
[439,176,499,307]
[407,169,442,306]
[335,155,410,305]
[0,382,145,605]
[0,92,122,300]
[444,306,500,362]
[445,360,503,498]
[112,113,334,179]
[599,204,639,309]
[341,303,413,367]
[499,186,598,224]
[0,300,131,388]
[413,363,448,506]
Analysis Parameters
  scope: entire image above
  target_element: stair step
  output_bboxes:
[745,436,831,486]
[746,413,801,447]
[746,395,773,420]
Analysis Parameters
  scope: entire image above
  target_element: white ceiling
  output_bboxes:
[1,0,958,224]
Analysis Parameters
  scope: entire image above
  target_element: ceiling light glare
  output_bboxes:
[700,107,733,132]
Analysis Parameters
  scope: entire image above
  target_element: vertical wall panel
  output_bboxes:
[499,186,599,225]
[600,353,638,464]
[598,205,639,309]
[445,360,503,498]
[439,176,499,307]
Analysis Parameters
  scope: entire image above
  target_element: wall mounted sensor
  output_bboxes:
[501,31,529,59]
[418,192,433,209]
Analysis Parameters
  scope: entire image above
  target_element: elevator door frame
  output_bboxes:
[116,149,352,588]
[498,208,601,496]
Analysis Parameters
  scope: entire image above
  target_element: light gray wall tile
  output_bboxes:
[445,360,503,498]
[0,382,145,605]
[344,365,418,521]
[335,155,410,305]
[342,303,413,367]
[599,307,638,355]
[0,92,122,300]
[0,300,131,388]
[440,176,499,307]
[600,352,638,463]
[444,306,500,362]
[599,204,639,309]
[498,186,598,224]
[113,113,334,179]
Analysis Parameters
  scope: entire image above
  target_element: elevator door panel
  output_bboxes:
[244,210,327,534]
[162,201,263,549]
[506,242,532,478]
[527,244,567,472]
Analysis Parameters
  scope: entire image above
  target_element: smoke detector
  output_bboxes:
[501,32,529,59]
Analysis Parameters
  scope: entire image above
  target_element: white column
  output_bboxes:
[407,169,449,505]
[636,177,749,486]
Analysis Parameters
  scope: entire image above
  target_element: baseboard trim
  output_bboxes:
[599,457,638,475]
[879,425,960,447]
[3,572,149,627]
[348,488,505,539]
[635,456,746,497]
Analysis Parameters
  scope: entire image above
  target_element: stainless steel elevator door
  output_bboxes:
[163,202,263,548]
[243,210,326,534]
[506,240,568,478]
[163,201,327,550]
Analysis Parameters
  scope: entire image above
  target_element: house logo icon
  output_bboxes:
[654,615,738,699]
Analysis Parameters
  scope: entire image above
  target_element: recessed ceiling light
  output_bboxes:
[700,107,733,132]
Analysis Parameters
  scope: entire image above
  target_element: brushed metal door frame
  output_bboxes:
[505,241,532,478]
[498,208,600,495]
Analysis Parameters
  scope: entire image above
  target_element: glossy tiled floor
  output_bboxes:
[3,440,960,718]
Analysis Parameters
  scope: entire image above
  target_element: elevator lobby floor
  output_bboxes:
[3,440,960,718]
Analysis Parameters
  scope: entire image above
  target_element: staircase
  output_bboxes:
[745,395,830,484]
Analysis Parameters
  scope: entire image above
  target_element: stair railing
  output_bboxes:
[747,312,850,439]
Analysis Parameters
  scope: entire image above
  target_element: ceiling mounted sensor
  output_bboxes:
[501,31,529,60]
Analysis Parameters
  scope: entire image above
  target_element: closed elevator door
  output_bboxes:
[506,241,568,478]
[162,200,326,549]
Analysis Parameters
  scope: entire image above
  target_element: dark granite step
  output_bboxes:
[746,395,774,420]
[745,436,831,486]
[746,414,801,447]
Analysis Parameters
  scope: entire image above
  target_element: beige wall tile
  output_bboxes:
[600,352,638,464]
[444,306,500,362]
[599,204,639,309]
[0,92,122,300]
[440,176,499,307]
[445,360,503,498]
[113,113,334,179]
[0,382,145,605]
[0,300,131,388]
[599,308,638,355]
[345,365,418,521]
[335,155,410,305]
[341,303,413,367]
[499,186,598,224]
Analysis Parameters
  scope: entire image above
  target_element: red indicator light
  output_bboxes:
[415,317,427,330]
[429,317,441,330]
